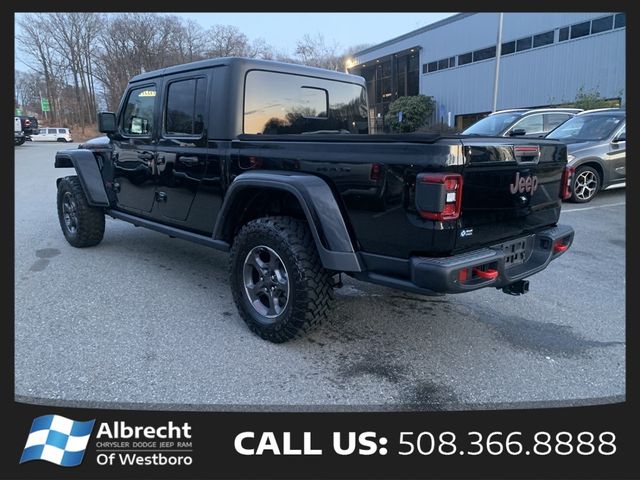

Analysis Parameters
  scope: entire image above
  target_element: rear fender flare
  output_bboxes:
[214,171,362,272]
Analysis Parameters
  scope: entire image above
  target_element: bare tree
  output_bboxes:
[94,13,194,110]
[16,14,60,122]
[294,33,342,70]
[205,25,252,58]
[177,19,207,63]
[15,71,44,116]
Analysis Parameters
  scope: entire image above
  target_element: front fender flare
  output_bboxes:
[214,171,362,272]
[55,149,110,207]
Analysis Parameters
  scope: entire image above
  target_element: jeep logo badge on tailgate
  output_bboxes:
[509,172,538,194]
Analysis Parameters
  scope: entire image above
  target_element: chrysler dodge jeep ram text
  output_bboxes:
[54,57,574,342]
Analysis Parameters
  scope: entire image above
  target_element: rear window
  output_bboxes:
[58,128,67,134]
[243,70,368,134]
[165,77,207,136]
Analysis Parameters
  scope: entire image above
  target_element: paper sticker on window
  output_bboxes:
[138,90,156,97]
[131,117,143,134]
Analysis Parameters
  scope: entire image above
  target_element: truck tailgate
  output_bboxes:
[454,138,567,252]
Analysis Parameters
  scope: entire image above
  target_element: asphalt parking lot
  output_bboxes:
[14,142,625,411]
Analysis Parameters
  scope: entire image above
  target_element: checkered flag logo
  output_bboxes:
[20,415,95,467]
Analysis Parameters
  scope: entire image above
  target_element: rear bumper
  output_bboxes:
[411,224,574,293]
[355,225,574,295]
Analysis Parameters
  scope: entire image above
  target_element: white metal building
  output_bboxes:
[348,12,626,130]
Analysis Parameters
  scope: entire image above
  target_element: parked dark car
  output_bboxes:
[53,57,574,342]
[546,109,625,203]
[463,108,582,138]
[19,115,39,136]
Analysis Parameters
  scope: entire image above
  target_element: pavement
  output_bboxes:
[14,142,626,411]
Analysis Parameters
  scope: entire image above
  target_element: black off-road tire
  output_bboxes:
[229,216,334,343]
[569,165,600,203]
[57,176,105,247]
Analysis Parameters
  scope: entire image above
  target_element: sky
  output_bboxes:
[171,12,457,54]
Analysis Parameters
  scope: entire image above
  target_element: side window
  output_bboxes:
[48,128,57,134]
[244,70,366,135]
[121,85,156,136]
[543,113,571,132]
[164,77,207,136]
[615,126,625,141]
[513,114,544,135]
[58,128,66,134]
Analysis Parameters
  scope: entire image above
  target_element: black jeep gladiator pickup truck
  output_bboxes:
[54,57,574,342]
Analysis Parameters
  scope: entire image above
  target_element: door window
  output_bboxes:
[543,113,572,132]
[48,128,57,135]
[164,78,207,136]
[122,85,157,135]
[512,114,544,135]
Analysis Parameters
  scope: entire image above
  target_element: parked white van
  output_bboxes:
[31,127,73,142]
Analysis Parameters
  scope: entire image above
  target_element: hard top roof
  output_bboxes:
[130,57,365,85]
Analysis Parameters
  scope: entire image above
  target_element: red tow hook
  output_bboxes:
[473,267,499,279]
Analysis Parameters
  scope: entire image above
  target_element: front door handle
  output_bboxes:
[137,152,154,161]
[179,156,200,165]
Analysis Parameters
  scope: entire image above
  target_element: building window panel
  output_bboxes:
[397,72,406,97]
[426,61,438,73]
[591,15,613,34]
[533,30,554,47]
[558,26,569,41]
[381,60,392,77]
[438,58,449,70]
[449,56,456,67]
[516,36,532,51]
[473,46,496,62]
[458,52,472,65]
[501,41,516,55]
[614,13,626,28]
[408,54,419,72]
[570,21,591,39]
[407,71,419,96]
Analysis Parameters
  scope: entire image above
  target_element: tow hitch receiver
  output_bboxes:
[501,280,529,296]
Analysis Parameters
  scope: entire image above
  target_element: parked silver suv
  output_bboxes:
[546,109,625,203]
[463,108,582,137]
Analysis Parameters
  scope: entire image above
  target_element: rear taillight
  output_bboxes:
[553,237,570,253]
[370,163,382,181]
[416,173,463,221]
[561,165,575,200]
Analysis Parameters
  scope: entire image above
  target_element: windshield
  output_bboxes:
[462,112,523,135]
[547,114,624,141]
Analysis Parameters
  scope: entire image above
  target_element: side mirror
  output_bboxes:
[98,112,117,134]
[509,128,527,137]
